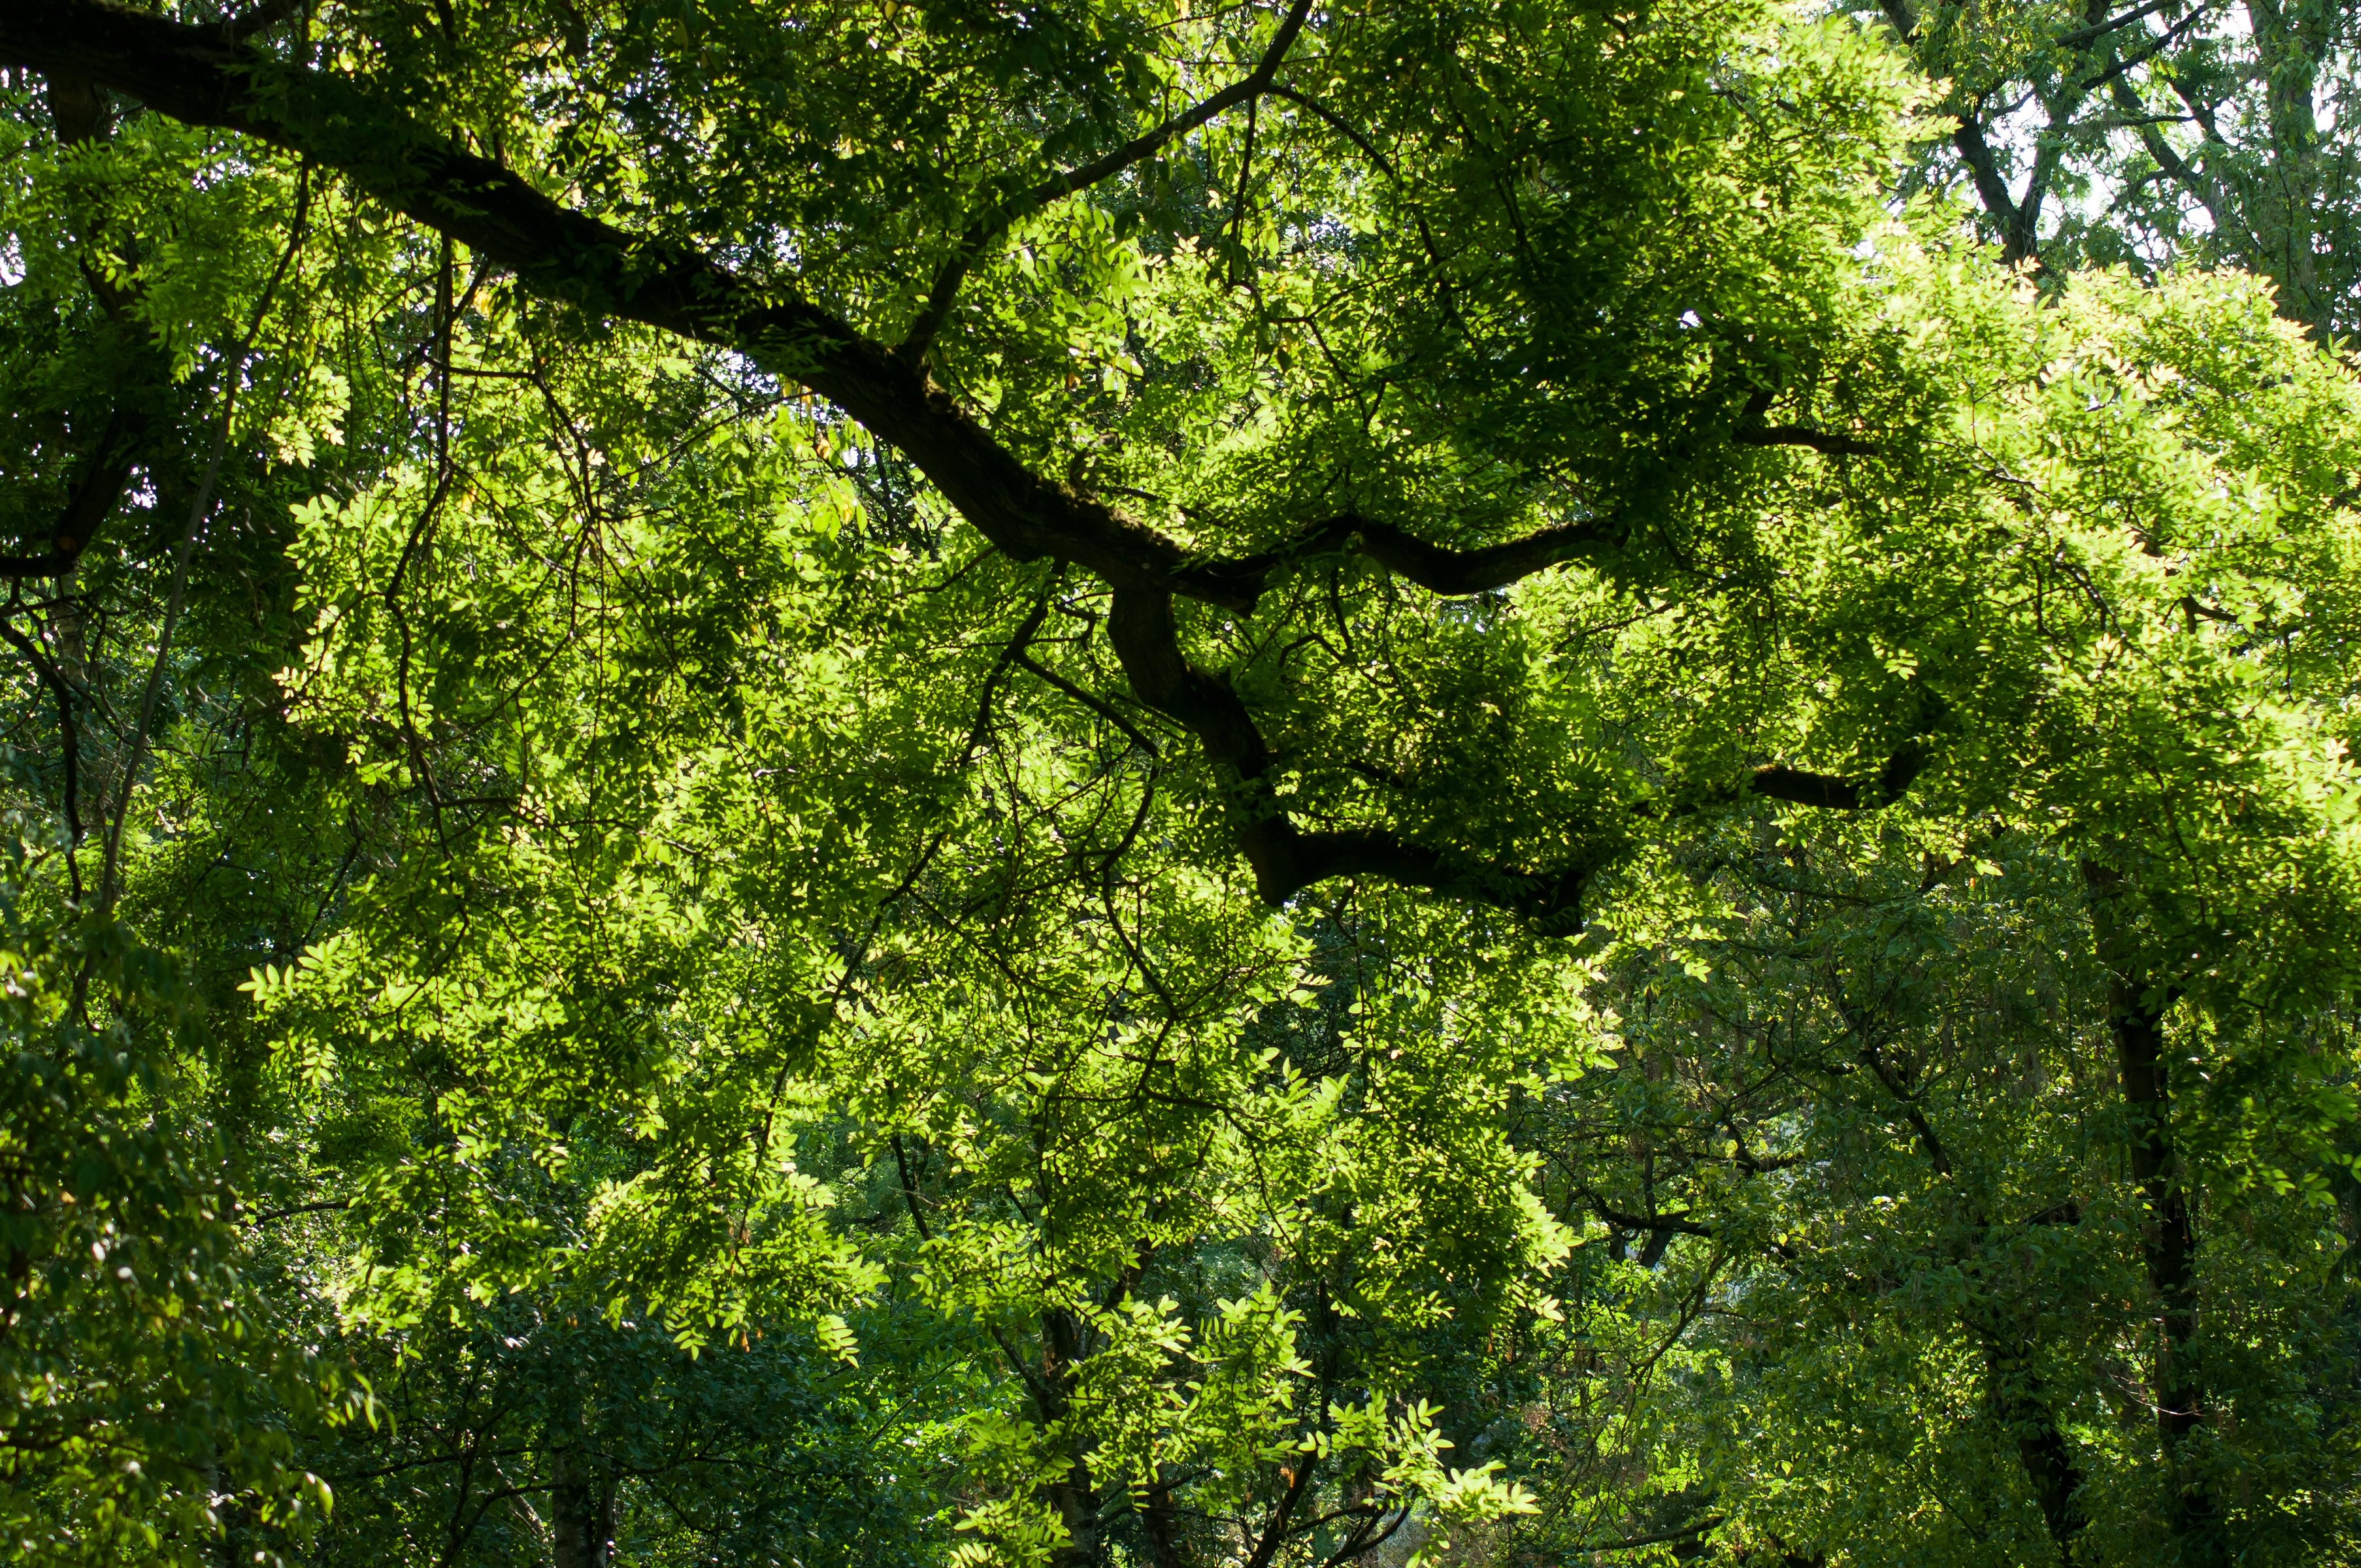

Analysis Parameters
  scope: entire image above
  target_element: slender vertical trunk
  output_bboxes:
[2104,971,2214,1557]
[1137,1468,1192,1568]
[1041,1305,1103,1568]
[1980,1333,2087,1561]
[550,1413,612,1568]
[1046,1466,1101,1568]
[2085,864,2214,1562]
[2243,0,2334,335]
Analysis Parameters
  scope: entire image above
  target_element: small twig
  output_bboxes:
[383,231,460,826]
[99,160,311,914]
[1734,425,1881,457]
[1012,649,1160,757]
[897,0,1313,361]
[244,1198,350,1224]
[889,1132,933,1244]
[1573,1515,1725,1553]
[223,0,303,42]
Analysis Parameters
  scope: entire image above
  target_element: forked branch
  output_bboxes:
[0,0,1921,929]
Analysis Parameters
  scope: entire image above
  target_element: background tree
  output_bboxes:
[1863,0,2360,336]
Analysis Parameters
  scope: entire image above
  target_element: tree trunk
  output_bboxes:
[550,1424,612,1568]
[2105,971,2215,1559]
[1040,1306,1104,1568]
[1980,1333,2087,1561]
[2085,864,2215,1563]
[2243,0,2335,335]
[1137,1469,1192,1568]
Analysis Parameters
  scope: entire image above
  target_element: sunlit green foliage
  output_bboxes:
[0,0,2354,1565]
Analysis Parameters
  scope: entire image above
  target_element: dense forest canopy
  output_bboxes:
[0,1,2356,1565]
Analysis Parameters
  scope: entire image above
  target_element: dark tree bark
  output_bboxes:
[1038,1305,1107,1568]
[549,1432,613,1568]
[2084,862,2217,1564]
[1136,1469,1194,1568]
[1981,1334,2089,1561]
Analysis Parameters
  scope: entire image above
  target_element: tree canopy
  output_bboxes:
[0,1,2355,1566]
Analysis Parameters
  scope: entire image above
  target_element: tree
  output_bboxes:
[0,1,2356,1565]
[1864,0,2360,336]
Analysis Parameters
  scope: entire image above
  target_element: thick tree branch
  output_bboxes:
[2053,0,2181,49]
[1241,1447,1317,1568]
[1749,740,1928,811]
[2111,76,2231,231]
[2069,4,2219,99]
[1026,0,1311,215]
[0,404,143,578]
[2082,860,2209,1545]
[0,612,85,872]
[1,75,178,583]
[1316,1504,1413,1568]
[1923,0,2219,269]
[1981,1333,2089,1557]
[243,1198,351,1223]
[1580,1191,1714,1239]
[1136,1473,1195,1568]
[1951,116,2034,263]
[0,1,1691,631]
[0,0,1911,932]
[1746,767,1866,810]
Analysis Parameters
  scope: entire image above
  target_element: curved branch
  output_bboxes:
[0,0,1251,610]
[226,0,304,42]
[0,5,1682,629]
[1261,86,1398,179]
[244,1198,351,1224]
[1748,765,1865,809]
[1574,1516,1725,1554]
[1580,1193,1714,1238]
[1012,649,1161,757]
[1317,1503,1413,1568]
[0,613,85,872]
[0,402,145,579]
[1748,741,1927,811]
[1206,509,1624,599]
[1106,587,1594,923]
